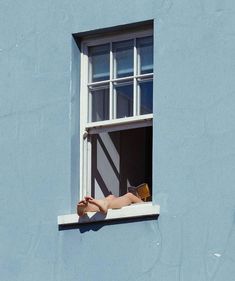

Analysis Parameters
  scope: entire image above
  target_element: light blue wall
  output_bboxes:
[1,1,235,281]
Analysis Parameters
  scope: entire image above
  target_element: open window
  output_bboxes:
[57,22,160,226]
[90,125,152,199]
[79,25,154,202]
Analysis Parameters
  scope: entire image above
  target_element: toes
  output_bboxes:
[77,199,87,206]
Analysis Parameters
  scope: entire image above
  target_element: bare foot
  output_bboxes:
[77,197,105,216]
[85,196,109,214]
[77,199,88,216]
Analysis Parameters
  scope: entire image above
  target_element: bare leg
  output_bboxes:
[86,193,142,212]
[107,192,143,209]
[77,193,143,216]
[105,194,117,201]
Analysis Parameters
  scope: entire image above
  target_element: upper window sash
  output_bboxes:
[81,29,153,126]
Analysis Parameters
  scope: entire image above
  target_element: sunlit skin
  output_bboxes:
[77,193,143,216]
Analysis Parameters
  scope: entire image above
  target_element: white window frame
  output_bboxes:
[79,29,154,200]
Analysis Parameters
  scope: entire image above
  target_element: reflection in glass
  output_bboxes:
[90,86,109,122]
[139,80,153,114]
[115,83,133,118]
[137,36,153,74]
[113,40,134,78]
[89,44,110,82]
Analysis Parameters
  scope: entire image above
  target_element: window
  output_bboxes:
[79,27,154,201]
[57,23,160,226]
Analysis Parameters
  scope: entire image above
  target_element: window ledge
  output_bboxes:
[58,202,160,226]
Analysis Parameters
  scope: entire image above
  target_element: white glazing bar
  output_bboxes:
[136,40,141,115]
[136,73,153,79]
[87,73,153,87]
[109,42,113,119]
[136,75,154,82]
[133,38,137,116]
[112,41,117,119]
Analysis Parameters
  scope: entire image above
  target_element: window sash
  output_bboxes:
[84,33,153,126]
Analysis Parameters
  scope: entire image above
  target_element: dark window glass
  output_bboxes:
[90,86,109,122]
[139,80,153,114]
[89,44,110,82]
[115,83,133,118]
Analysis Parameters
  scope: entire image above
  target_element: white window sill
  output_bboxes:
[58,202,160,226]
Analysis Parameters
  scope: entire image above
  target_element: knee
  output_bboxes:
[126,192,135,200]
[126,192,132,196]
[126,192,141,203]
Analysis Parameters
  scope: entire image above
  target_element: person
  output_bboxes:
[77,193,143,216]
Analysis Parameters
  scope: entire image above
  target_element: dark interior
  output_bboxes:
[91,126,152,198]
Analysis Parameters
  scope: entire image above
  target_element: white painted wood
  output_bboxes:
[58,202,160,226]
[133,38,137,116]
[86,113,153,131]
[87,73,153,87]
[79,49,88,200]
[87,119,152,134]
[109,42,114,119]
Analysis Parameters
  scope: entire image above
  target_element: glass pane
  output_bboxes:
[90,86,109,122]
[113,40,134,78]
[137,36,153,74]
[89,44,110,82]
[115,83,133,118]
[139,80,153,114]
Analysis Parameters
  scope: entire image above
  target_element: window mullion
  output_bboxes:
[112,41,117,119]
[136,39,141,116]
[109,42,114,120]
[133,38,138,116]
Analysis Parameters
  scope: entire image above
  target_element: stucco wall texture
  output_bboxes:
[1,1,235,281]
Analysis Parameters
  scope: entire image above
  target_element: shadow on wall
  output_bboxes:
[58,215,159,233]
